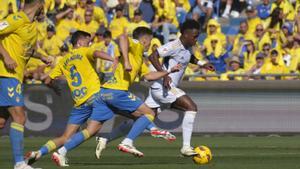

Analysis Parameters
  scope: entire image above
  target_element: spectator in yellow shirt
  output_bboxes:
[261,49,290,80]
[241,39,259,71]
[86,0,108,27]
[261,42,272,58]
[232,21,249,55]
[56,8,80,41]
[247,53,266,80]
[253,24,271,51]
[246,5,262,34]
[152,0,179,44]
[203,19,226,55]
[221,56,245,81]
[127,9,149,35]
[74,0,87,23]
[109,4,129,39]
[79,10,99,36]
[40,25,64,58]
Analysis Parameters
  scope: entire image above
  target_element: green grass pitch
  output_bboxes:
[1,135,300,169]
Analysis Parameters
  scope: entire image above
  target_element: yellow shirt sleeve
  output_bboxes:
[0,14,24,35]
[49,61,63,79]
[139,62,150,78]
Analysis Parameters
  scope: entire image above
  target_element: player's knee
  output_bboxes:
[187,102,198,112]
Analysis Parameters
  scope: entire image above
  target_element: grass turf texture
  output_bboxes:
[1,135,300,169]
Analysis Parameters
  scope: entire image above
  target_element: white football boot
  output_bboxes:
[51,152,69,167]
[180,146,198,156]
[95,137,108,159]
[118,143,144,157]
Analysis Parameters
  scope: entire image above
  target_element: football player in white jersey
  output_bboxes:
[145,19,214,156]
[94,20,214,157]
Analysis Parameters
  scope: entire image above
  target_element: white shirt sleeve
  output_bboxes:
[156,41,177,58]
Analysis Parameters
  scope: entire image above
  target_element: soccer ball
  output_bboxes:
[193,145,212,165]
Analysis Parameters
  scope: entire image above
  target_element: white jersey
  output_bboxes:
[151,38,192,89]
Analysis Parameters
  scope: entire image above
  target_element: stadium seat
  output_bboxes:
[139,1,155,23]
[198,33,207,43]
[229,18,246,26]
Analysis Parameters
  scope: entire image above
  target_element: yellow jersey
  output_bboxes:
[0,12,38,83]
[49,47,100,107]
[56,19,80,41]
[0,0,18,20]
[102,38,149,90]
[79,20,99,35]
[36,20,48,42]
[93,6,108,27]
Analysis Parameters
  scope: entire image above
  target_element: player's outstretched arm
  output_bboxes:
[190,55,215,71]
[93,50,114,62]
[149,50,172,89]
[119,34,132,72]
[143,64,182,81]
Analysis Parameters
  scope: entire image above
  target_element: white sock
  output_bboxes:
[182,111,197,147]
[58,147,67,156]
[121,138,133,146]
[223,5,231,15]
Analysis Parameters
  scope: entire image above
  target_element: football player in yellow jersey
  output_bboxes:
[28,28,182,165]
[94,27,182,158]
[0,1,46,169]
[25,30,115,167]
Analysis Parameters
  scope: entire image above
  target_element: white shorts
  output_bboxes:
[145,87,186,108]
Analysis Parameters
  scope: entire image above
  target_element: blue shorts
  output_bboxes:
[68,92,114,125]
[0,78,24,107]
[100,88,143,113]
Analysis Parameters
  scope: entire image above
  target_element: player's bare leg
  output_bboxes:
[171,95,198,156]
[25,124,80,165]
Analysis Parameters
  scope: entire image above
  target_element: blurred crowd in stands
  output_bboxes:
[1,0,300,82]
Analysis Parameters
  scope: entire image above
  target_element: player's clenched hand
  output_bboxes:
[124,61,132,72]
[170,64,182,73]
[163,76,172,90]
[4,56,17,71]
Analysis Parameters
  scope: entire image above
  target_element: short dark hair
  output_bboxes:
[180,19,200,34]
[70,31,91,46]
[132,27,152,39]
[103,30,112,38]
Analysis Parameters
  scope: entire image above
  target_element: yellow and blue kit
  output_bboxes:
[0,11,38,106]
[101,37,149,113]
[49,47,114,125]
